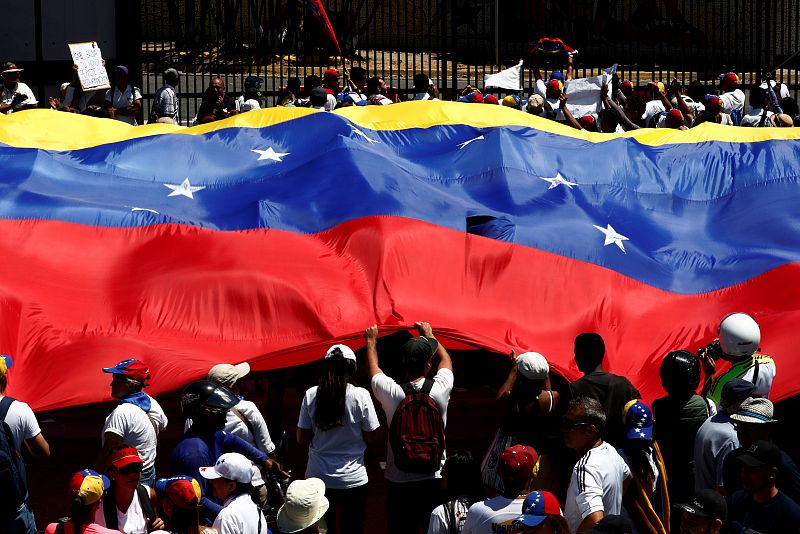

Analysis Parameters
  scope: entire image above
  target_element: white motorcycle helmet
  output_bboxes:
[718,312,761,357]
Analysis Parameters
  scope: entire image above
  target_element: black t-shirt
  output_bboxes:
[568,370,640,447]
[723,447,800,505]
[652,394,711,503]
[197,96,237,120]
[728,490,800,533]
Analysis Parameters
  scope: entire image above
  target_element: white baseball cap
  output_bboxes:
[516,352,549,380]
[207,362,250,388]
[325,344,356,362]
[199,453,257,484]
[277,478,329,533]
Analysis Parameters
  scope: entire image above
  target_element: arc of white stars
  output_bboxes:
[593,223,630,254]
[251,147,290,162]
[164,177,205,199]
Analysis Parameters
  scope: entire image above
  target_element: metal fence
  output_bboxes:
[138,0,800,122]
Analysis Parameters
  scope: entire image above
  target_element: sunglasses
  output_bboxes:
[561,417,591,430]
[119,463,143,475]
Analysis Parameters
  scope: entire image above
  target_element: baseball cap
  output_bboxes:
[547,79,564,92]
[666,109,685,124]
[324,68,339,78]
[402,336,439,360]
[527,94,544,110]
[70,469,111,505]
[705,95,722,109]
[498,444,539,481]
[0,355,11,378]
[622,400,653,441]
[326,344,356,362]
[578,115,596,128]
[550,70,565,82]
[102,358,151,385]
[2,62,23,74]
[516,352,549,380]
[730,397,776,424]
[108,446,144,468]
[621,80,634,92]
[721,378,756,406]
[675,489,728,521]
[200,452,257,484]
[739,440,782,469]
[516,490,561,527]
[115,65,129,76]
[502,95,521,108]
[244,75,263,89]
[459,91,484,103]
[155,476,202,509]
[207,362,250,388]
[720,72,740,84]
[484,94,499,105]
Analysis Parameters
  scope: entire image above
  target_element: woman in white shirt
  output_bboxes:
[104,65,142,125]
[200,453,265,534]
[96,445,164,534]
[297,344,380,534]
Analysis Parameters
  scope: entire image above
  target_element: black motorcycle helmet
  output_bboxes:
[181,380,238,418]
[660,350,701,394]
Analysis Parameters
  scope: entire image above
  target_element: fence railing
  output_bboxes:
[138,0,800,122]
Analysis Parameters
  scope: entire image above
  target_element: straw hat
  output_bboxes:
[276,478,329,533]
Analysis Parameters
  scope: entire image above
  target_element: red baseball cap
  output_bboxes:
[324,68,339,78]
[484,94,499,105]
[108,447,144,468]
[547,79,563,92]
[156,476,202,509]
[578,115,596,127]
[499,445,539,481]
[102,358,151,385]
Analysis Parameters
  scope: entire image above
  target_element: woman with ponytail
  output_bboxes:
[296,344,380,534]
[45,470,122,534]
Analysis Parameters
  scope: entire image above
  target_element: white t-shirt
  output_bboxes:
[1,82,37,114]
[298,383,380,489]
[104,85,143,125]
[95,486,150,534]
[461,496,525,534]
[741,108,775,127]
[213,492,265,534]
[720,89,745,115]
[0,396,42,449]
[371,368,454,482]
[428,499,470,534]
[102,403,157,469]
[147,395,168,436]
[564,441,631,534]
[368,94,392,105]
[642,100,666,125]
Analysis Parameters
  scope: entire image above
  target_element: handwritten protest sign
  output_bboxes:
[68,42,110,91]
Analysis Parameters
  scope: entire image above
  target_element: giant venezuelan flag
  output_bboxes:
[2,103,800,411]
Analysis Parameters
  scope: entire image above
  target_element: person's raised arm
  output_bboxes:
[652,82,673,111]
[414,321,452,372]
[765,72,784,114]
[565,53,574,81]
[671,79,694,122]
[559,93,582,130]
[365,324,383,378]
[497,351,518,401]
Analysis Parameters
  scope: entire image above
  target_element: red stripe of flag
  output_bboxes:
[308,0,341,54]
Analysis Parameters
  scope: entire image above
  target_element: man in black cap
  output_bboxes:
[728,440,800,533]
[365,321,453,534]
[674,489,727,534]
[693,378,754,492]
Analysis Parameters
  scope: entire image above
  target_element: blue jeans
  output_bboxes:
[141,465,156,488]
[0,503,36,534]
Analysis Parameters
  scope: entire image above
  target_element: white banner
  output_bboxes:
[484,60,524,91]
[564,65,616,117]
[68,42,110,92]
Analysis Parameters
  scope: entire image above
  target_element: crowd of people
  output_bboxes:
[2,311,798,534]
[2,54,798,130]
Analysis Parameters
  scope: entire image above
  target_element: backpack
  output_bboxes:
[0,396,28,517]
[103,484,156,529]
[389,379,446,474]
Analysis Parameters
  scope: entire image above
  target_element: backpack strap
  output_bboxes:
[752,357,760,388]
[420,379,435,396]
[400,382,415,397]
[231,406,255,435]
[757,107,770,127]
[137,484,156,526]
[103,489,118,529]
[0,396,16,422]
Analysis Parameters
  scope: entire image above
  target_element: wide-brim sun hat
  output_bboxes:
[276,478,329,533]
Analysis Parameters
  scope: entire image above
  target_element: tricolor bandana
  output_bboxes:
[69,469,110,505]
[155,476,202,509]
[623,399,653,441]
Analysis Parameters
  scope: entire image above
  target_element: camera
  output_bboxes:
[697,339,723,361]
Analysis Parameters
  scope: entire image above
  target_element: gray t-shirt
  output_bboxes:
[693,411,738,491]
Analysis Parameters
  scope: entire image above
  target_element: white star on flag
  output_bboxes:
[457,135,485,149]
[164,177,205,199]
[251,147,290,162]
[593,223,630,253]
[540,172,578,189]
[351,128,380,144]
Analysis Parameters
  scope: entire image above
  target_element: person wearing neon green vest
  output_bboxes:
[699,313,776,406]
